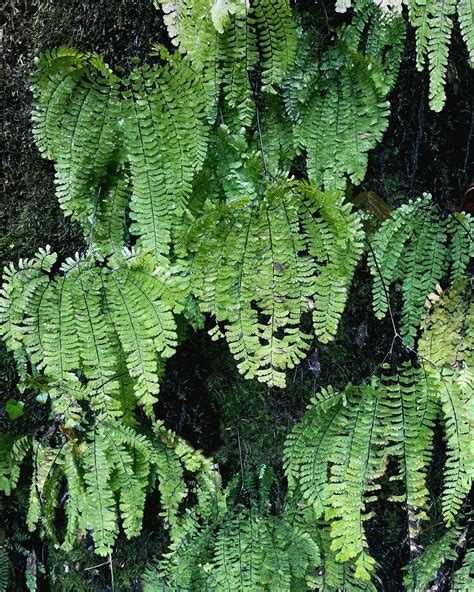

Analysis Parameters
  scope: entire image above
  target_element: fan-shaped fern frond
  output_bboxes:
[185,180,363,388]
[0,247,185,416]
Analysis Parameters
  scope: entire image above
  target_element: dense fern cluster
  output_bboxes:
[184,180,363,387]
[1,0,473,589]
[0,418,221,557]
[284,280,473,582]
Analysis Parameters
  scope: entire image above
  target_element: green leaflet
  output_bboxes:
[185,180,363,388]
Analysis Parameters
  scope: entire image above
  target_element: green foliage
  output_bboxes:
[185,179,363,387]
[403,524,462,591]
[368,195,473,345]
[283,363,470,582]
[406,0,473,111]
[144,504,320,591]
[1,419,221,557]
[286,1,404,189]
[2,0,474,589]
[453,548,474,591]
[0,247,186,414]
[32,47,210,257]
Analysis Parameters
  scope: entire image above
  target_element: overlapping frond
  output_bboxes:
[185,180,363,388]
[0,247,185,417]
[145,507,320,591]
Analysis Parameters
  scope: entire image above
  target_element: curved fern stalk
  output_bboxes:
[418,278,473,525]
[186,179,363,388]
[368,196,473,346]
[32,48,122,229]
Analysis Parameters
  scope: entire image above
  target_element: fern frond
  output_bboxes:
[368,196,473,345]
[326,384,385,581]
[32,48,121,228]
[403,524,462,592]
[453,548,474,591]
[283,388,343,518]
[380,364,438,546]
[458,0,474,66]
[294,40,391,189]
[186,179,362,388]
[0,435,30,495]
[253,0,297,90]
[418,278,473,524]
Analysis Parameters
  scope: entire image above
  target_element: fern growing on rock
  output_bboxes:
[1,0,473,587]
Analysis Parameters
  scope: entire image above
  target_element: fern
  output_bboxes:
[418,278,473,525]
[453,548,474,591]
[403,524,463,591]
[284,356,471,582]
[406,0,471,111]
[185,179,363,388]
[458,0,474,66]
[32,48,121,227]
[287,5,404,189]
[32,48,210,257]
[4,418,221,557]
[0,247,186,418]
[146,507,320,591]
[368,195,473,346]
